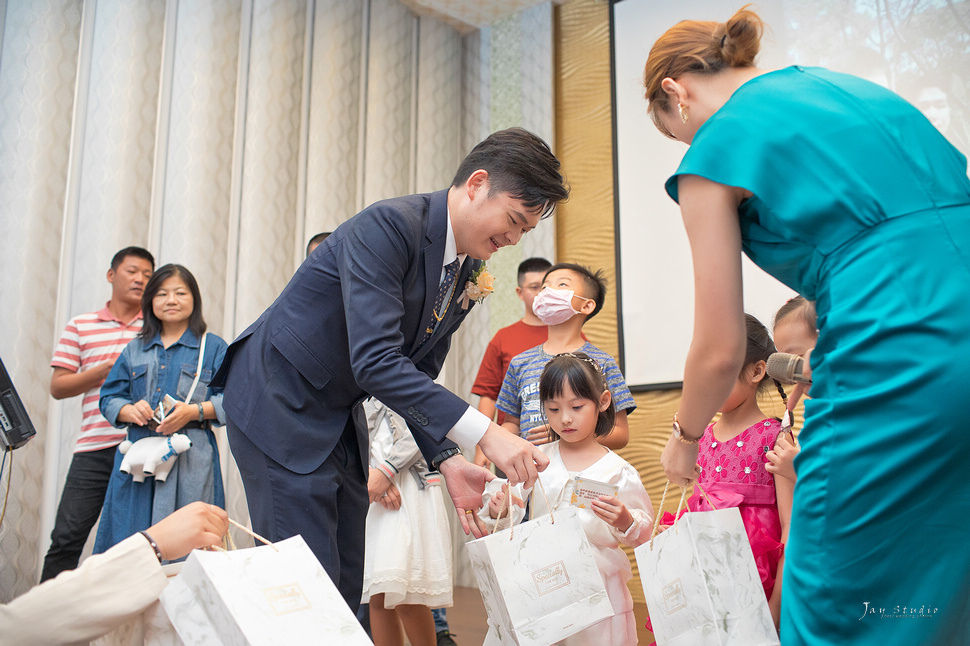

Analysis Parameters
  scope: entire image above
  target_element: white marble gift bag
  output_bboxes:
[635,507,779,646]
[466,505,613,646]
[160,535,373,645]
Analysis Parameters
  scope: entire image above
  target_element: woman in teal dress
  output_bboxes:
[644,7,970,644]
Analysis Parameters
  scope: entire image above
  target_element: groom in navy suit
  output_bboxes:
[215,128,569,610]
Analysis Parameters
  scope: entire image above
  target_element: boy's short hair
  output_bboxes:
[543,262,607,320]
[110,246,155,271]
[517,257,552,285]
[451,128,569,220]
[306,231,331,257]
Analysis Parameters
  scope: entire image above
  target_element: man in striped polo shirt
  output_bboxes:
[40,247,154,581]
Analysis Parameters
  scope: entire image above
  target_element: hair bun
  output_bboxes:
[714,6,763,67]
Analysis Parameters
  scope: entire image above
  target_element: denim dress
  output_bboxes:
[95,329,227,555]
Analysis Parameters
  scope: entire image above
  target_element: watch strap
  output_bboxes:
[430,447,462,471]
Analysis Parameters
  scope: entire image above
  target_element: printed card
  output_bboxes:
[153,394,179,424]
[569,477,618,509]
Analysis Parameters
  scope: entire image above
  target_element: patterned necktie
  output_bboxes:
[423,259,460,343]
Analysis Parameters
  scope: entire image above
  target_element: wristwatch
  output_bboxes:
[430,447,462,471]
[672,413,701,444]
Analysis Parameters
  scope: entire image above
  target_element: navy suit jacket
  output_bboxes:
[214,190,481,475]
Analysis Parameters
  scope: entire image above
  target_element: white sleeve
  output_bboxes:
[446,405,490,447]
[0,535,167,646]
[610,464,656,547]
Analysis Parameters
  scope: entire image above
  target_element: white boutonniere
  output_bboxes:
[459,264,494,309]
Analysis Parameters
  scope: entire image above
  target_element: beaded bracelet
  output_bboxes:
[139,530,164,563]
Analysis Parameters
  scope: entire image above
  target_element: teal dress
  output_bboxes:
[666,66,970,644]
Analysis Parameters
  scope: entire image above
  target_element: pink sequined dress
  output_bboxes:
[691,418,784,598]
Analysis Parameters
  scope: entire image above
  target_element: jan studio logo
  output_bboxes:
[859,602,938,621]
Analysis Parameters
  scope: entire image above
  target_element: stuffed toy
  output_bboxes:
[119,433,192,482]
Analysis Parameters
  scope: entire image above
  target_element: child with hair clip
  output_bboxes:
[671,314,793,628]
[765,297,818,484]
[360,398,453,646]
[480,352,654,646]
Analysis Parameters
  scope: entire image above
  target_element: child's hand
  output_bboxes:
[380,483,402,510]
[524,424,553,446]
[488,483,524,519]
[591,495,634,533]
[473,445,492,470]
[766,432,800,482]
[367,467,393,503]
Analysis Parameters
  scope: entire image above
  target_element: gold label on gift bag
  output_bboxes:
[532,561,570,596]
[263,583,311,615]
[662,579,687,614]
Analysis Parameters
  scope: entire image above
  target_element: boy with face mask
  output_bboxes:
[495,263,635,449]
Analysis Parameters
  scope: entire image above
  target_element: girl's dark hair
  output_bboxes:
[743,313,787,410]
[773,296,817,338]
[139,264,207,341]
[539,352,616,440]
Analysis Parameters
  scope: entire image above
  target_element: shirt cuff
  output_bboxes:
[446,405,490,448]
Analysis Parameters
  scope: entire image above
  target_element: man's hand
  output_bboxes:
[439,456,495,538]
[80,360,115,386]
[50,361,117,399]
[478,423,550,488]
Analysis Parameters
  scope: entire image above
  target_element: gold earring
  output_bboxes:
[678,103,689,124]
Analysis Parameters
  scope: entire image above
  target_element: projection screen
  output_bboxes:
[612,0,970,389]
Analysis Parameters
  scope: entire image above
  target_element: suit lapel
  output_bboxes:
[413,191,448,357]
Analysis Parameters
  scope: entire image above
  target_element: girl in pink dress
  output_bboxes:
[665,314,793,629]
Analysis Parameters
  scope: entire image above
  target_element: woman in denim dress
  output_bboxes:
[95,264,227,555]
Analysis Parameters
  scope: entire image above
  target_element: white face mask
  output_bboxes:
[533,287,586,325]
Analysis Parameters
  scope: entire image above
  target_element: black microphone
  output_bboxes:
[766,352,812,385]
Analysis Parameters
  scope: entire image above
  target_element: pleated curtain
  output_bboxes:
[0,0,555,600]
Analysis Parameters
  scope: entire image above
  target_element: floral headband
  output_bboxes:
[553,352,605,375]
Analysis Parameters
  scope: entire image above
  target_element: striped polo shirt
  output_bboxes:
[51,303,143,452]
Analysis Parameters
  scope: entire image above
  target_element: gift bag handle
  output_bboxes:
[220,517,279,552]
[647,480,717,550]
[492,477,552,541]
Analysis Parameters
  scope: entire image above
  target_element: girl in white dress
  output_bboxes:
[361,398,453,646]
[482,352,654,645]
